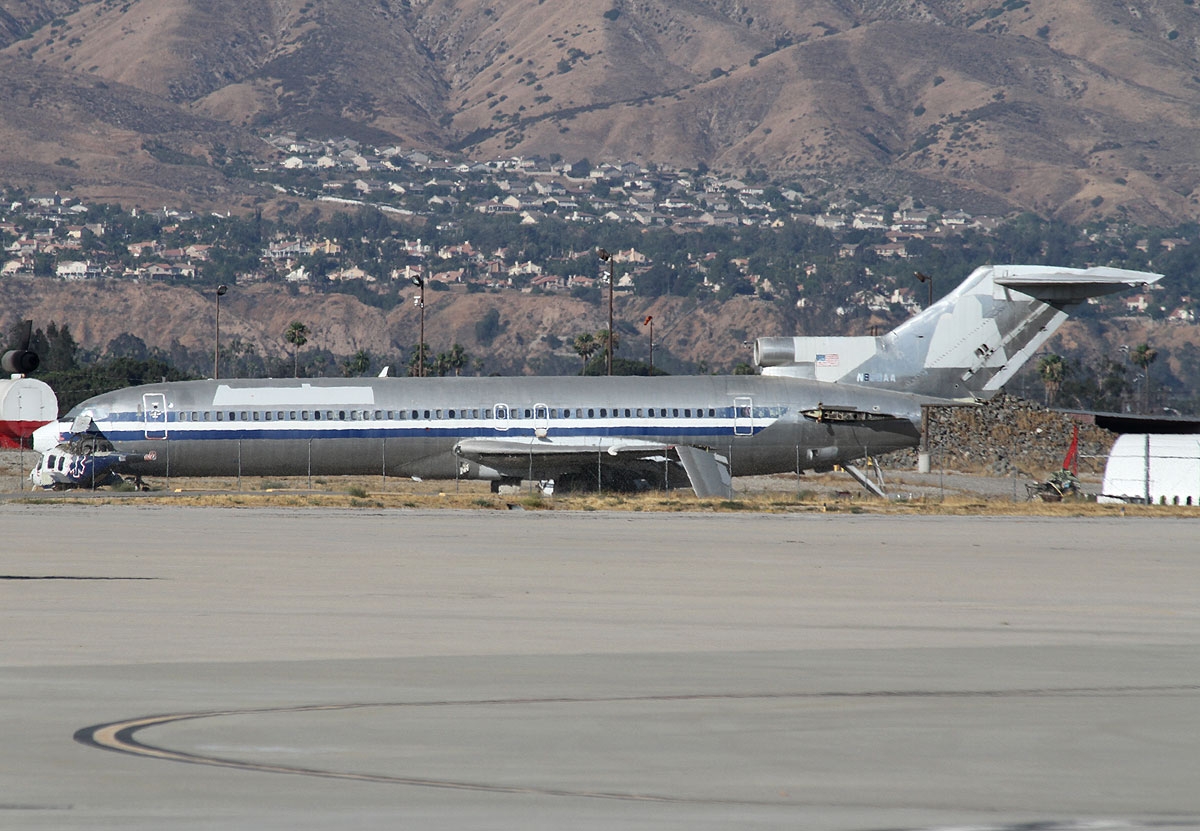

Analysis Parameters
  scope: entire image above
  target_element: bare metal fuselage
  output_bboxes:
[58,374,923,483]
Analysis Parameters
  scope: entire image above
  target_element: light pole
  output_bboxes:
[411,272,425,377]
[597,248,614,375]
[213,284,228,379]
[912,273,934,471]
[1118,344,1130,411]
[915,271,933,308]
[644,314,654,371]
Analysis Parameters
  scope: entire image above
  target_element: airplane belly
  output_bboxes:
[114,434,464,479]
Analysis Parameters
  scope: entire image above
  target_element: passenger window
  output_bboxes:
[484,409,492,419]
[637,408,644,417]
[625,408,632,418]
[600,408,607,417]
[216,412,223,421]
[253,411,261,421]
[289,411,296,420]
[449,409,456,419]
[302,411,309,421]
[588,408,595,418]
[423,410,431,419]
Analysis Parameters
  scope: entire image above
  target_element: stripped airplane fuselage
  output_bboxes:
[40,373,921,485]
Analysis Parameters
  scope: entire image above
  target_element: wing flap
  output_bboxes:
[454,437,672,479]
[673,445,732,498]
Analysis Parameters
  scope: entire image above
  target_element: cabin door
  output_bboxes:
[143,392,168,439]
[493,403,510,432]
[733,396,753,436]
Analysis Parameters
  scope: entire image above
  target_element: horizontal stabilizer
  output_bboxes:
[993,266,1161,303]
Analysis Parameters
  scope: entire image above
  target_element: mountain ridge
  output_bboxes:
[2,0,1200,222]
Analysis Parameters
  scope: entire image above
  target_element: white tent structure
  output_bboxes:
[1098,434,1200,505]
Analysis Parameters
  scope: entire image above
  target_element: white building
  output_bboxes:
[1098,434,1200,506]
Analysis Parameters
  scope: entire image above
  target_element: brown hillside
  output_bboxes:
[0,279,792,375]
[3,0,1200,221]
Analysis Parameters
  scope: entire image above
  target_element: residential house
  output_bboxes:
[56,260,103,280]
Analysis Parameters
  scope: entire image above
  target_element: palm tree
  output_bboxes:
[1036,353,1066,407]
[596,328,619,354]
[447,343,468,376]
[407,343,431,377]
[1130,342,1158,412]
[342,349,370,377]
[573,332,598,369]
[432,352,452,377]
[284,321,309,378]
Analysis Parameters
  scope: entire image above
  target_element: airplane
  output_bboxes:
[30,264,1160,496]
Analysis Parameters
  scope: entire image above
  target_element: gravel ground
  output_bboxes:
[1,447,1077,504]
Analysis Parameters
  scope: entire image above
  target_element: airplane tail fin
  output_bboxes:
[756,265,1160,402]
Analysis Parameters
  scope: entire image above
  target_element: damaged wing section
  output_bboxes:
[673,445,733,498]
[454,437,732,498]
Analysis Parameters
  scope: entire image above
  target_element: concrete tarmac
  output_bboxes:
[2,505,1198,830]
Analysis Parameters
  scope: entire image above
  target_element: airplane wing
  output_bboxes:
[454,437,733,498]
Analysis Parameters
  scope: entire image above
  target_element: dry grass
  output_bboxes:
[4,472,1196,518]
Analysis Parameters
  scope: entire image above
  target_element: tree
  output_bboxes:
[1037,354,1066,407]
[446,343,468,376]
[573,332,598,369]
[1130,342,1158,412]
[431,351,451,377]
[569,157,592,178]
[475,308,502,345]
[407,343,432,377]
[105,333,149,361]
[342,349,370,377]
[595,328,619,362]
[285,321,309,377]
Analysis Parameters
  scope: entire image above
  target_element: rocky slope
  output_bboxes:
[2,0,1200,221]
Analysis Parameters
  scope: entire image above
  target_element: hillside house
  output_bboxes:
[56,260,103,280]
